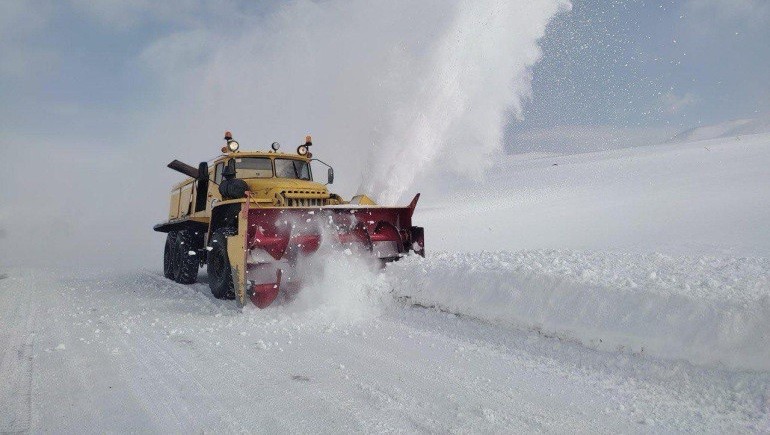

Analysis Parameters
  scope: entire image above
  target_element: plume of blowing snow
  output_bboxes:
[359,0,570,204]
[148,0,569,204]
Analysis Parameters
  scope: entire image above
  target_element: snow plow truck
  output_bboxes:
[154,133,425,308]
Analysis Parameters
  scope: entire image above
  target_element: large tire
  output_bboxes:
[207,228,236,299]
[163,232,178,279]
[174,230,202,284]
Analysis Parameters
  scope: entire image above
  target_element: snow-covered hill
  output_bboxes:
[1,133,769,432]
[417,132,770,256]
[669,114,770,143]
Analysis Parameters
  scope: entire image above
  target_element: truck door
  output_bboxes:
[207,161,225,211]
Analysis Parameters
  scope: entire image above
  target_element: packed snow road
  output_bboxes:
[1,258,768,433]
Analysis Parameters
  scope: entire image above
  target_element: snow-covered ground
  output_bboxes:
[1,267,768,433]
[2,134,770,432]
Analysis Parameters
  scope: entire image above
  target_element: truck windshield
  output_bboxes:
[275,159,312,180]
[234,158,272,178]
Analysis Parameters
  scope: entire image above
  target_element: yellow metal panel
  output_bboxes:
[350,194,377,205]
[169,189,181,219]
[179,183,193,217]
[207,180,221,211]
[227,203,249,307]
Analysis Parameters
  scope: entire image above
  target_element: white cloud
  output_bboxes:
[683,0,770,31]
[140,29,215,78]
[686,0,770,20]
[0,0,49,37]
[658,92,697,116]
[67,0,185,29]
[66,0,244,30]
[0,0,56,78]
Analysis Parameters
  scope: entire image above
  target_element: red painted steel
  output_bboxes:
[249,268,281,308]
[244,194,422,308]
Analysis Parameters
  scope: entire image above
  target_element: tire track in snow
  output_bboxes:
[130,272,346,431]
[388,305,770,432]
[137,272,412,432]
[0,272,37,433]
[125,272,256,431]
[140,270,237,314]
[321,313,607,432]
[114,331,248,432]
[136,271,459,431]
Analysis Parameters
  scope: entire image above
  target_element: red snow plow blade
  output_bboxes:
[237,194,425,308]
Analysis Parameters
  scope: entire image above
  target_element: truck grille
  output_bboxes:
[286,197,325,207]
[281,190,329,207]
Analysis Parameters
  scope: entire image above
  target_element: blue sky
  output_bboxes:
[510,0,770,151]
[1,0,768,151]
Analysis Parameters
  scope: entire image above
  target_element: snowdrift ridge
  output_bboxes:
[386,251,770,371]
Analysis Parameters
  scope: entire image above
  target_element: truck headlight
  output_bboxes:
[227,140,240,152]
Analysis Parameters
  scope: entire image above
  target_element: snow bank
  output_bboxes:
[385,251,770,371]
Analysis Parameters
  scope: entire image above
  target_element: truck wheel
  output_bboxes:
[174,230,202,284]
[207,229,236,299]
[164,232,178,279]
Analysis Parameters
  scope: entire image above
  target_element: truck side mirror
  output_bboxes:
[327,168,334,184]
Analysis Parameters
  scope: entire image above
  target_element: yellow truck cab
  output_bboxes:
[160,136,345,227]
